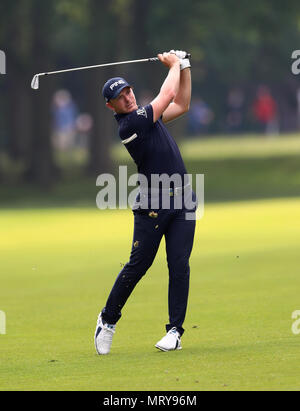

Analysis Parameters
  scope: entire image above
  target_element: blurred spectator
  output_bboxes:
[226,87,245,132]
[252,85,279,135]
[75,113,93,148]
[52,89,78,150]
[187,97,214,135]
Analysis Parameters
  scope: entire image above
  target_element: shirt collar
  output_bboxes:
[114,111,127,122]
[114,105,141,122]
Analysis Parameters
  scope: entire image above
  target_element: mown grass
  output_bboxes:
[0,134,299,391]
[0,198,300,391]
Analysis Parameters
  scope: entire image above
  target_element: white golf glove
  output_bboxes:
[169,49,191,71]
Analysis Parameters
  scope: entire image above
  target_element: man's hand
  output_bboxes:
[169,50,191,71]
[157,52,180,69]
[169,50,187,59]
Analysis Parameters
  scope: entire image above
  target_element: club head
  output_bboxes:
[31,74,40,90]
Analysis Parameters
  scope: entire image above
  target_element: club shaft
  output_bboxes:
[32,53,191,89]
[38,53,191,77]
[40,58,159,77]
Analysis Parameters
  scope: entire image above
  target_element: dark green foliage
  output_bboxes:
[0,0,300,186]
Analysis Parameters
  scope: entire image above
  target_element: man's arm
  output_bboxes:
[161,66,191,124]
[151,53,181,123]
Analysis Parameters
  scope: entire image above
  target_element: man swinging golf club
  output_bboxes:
[95,50,196,354]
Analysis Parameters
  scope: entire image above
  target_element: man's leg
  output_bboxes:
[101,210,166,325]
[164,210,196,336]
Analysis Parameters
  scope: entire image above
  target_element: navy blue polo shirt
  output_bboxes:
[115,104,187,186]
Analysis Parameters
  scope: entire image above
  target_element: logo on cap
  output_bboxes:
[110,79,125,91]
[102,77,131,102]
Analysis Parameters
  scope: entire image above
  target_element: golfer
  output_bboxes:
[95,50,196,354]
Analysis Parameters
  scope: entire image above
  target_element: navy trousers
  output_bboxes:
[102,191,196,336]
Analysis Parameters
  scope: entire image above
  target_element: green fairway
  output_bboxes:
[1,198,300,391]
[113,133,300,161]
[1,134,300,207]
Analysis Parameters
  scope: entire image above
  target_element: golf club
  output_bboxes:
[31,53,191,90]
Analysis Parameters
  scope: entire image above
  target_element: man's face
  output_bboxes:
[106,87,138,114]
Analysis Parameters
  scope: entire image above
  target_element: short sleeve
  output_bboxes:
[121,104,153,139]
[128,104,153,131]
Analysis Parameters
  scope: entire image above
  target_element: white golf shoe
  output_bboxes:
[155,327,182,352]
[94,313,116,355]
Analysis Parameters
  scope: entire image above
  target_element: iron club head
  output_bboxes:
[31,74,40,90]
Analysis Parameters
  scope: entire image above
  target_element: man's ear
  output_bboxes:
[106,102,115,112]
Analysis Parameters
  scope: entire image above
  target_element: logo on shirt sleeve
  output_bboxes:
[136,107,147,118]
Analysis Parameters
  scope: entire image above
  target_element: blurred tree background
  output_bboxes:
[0,0,300,195]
